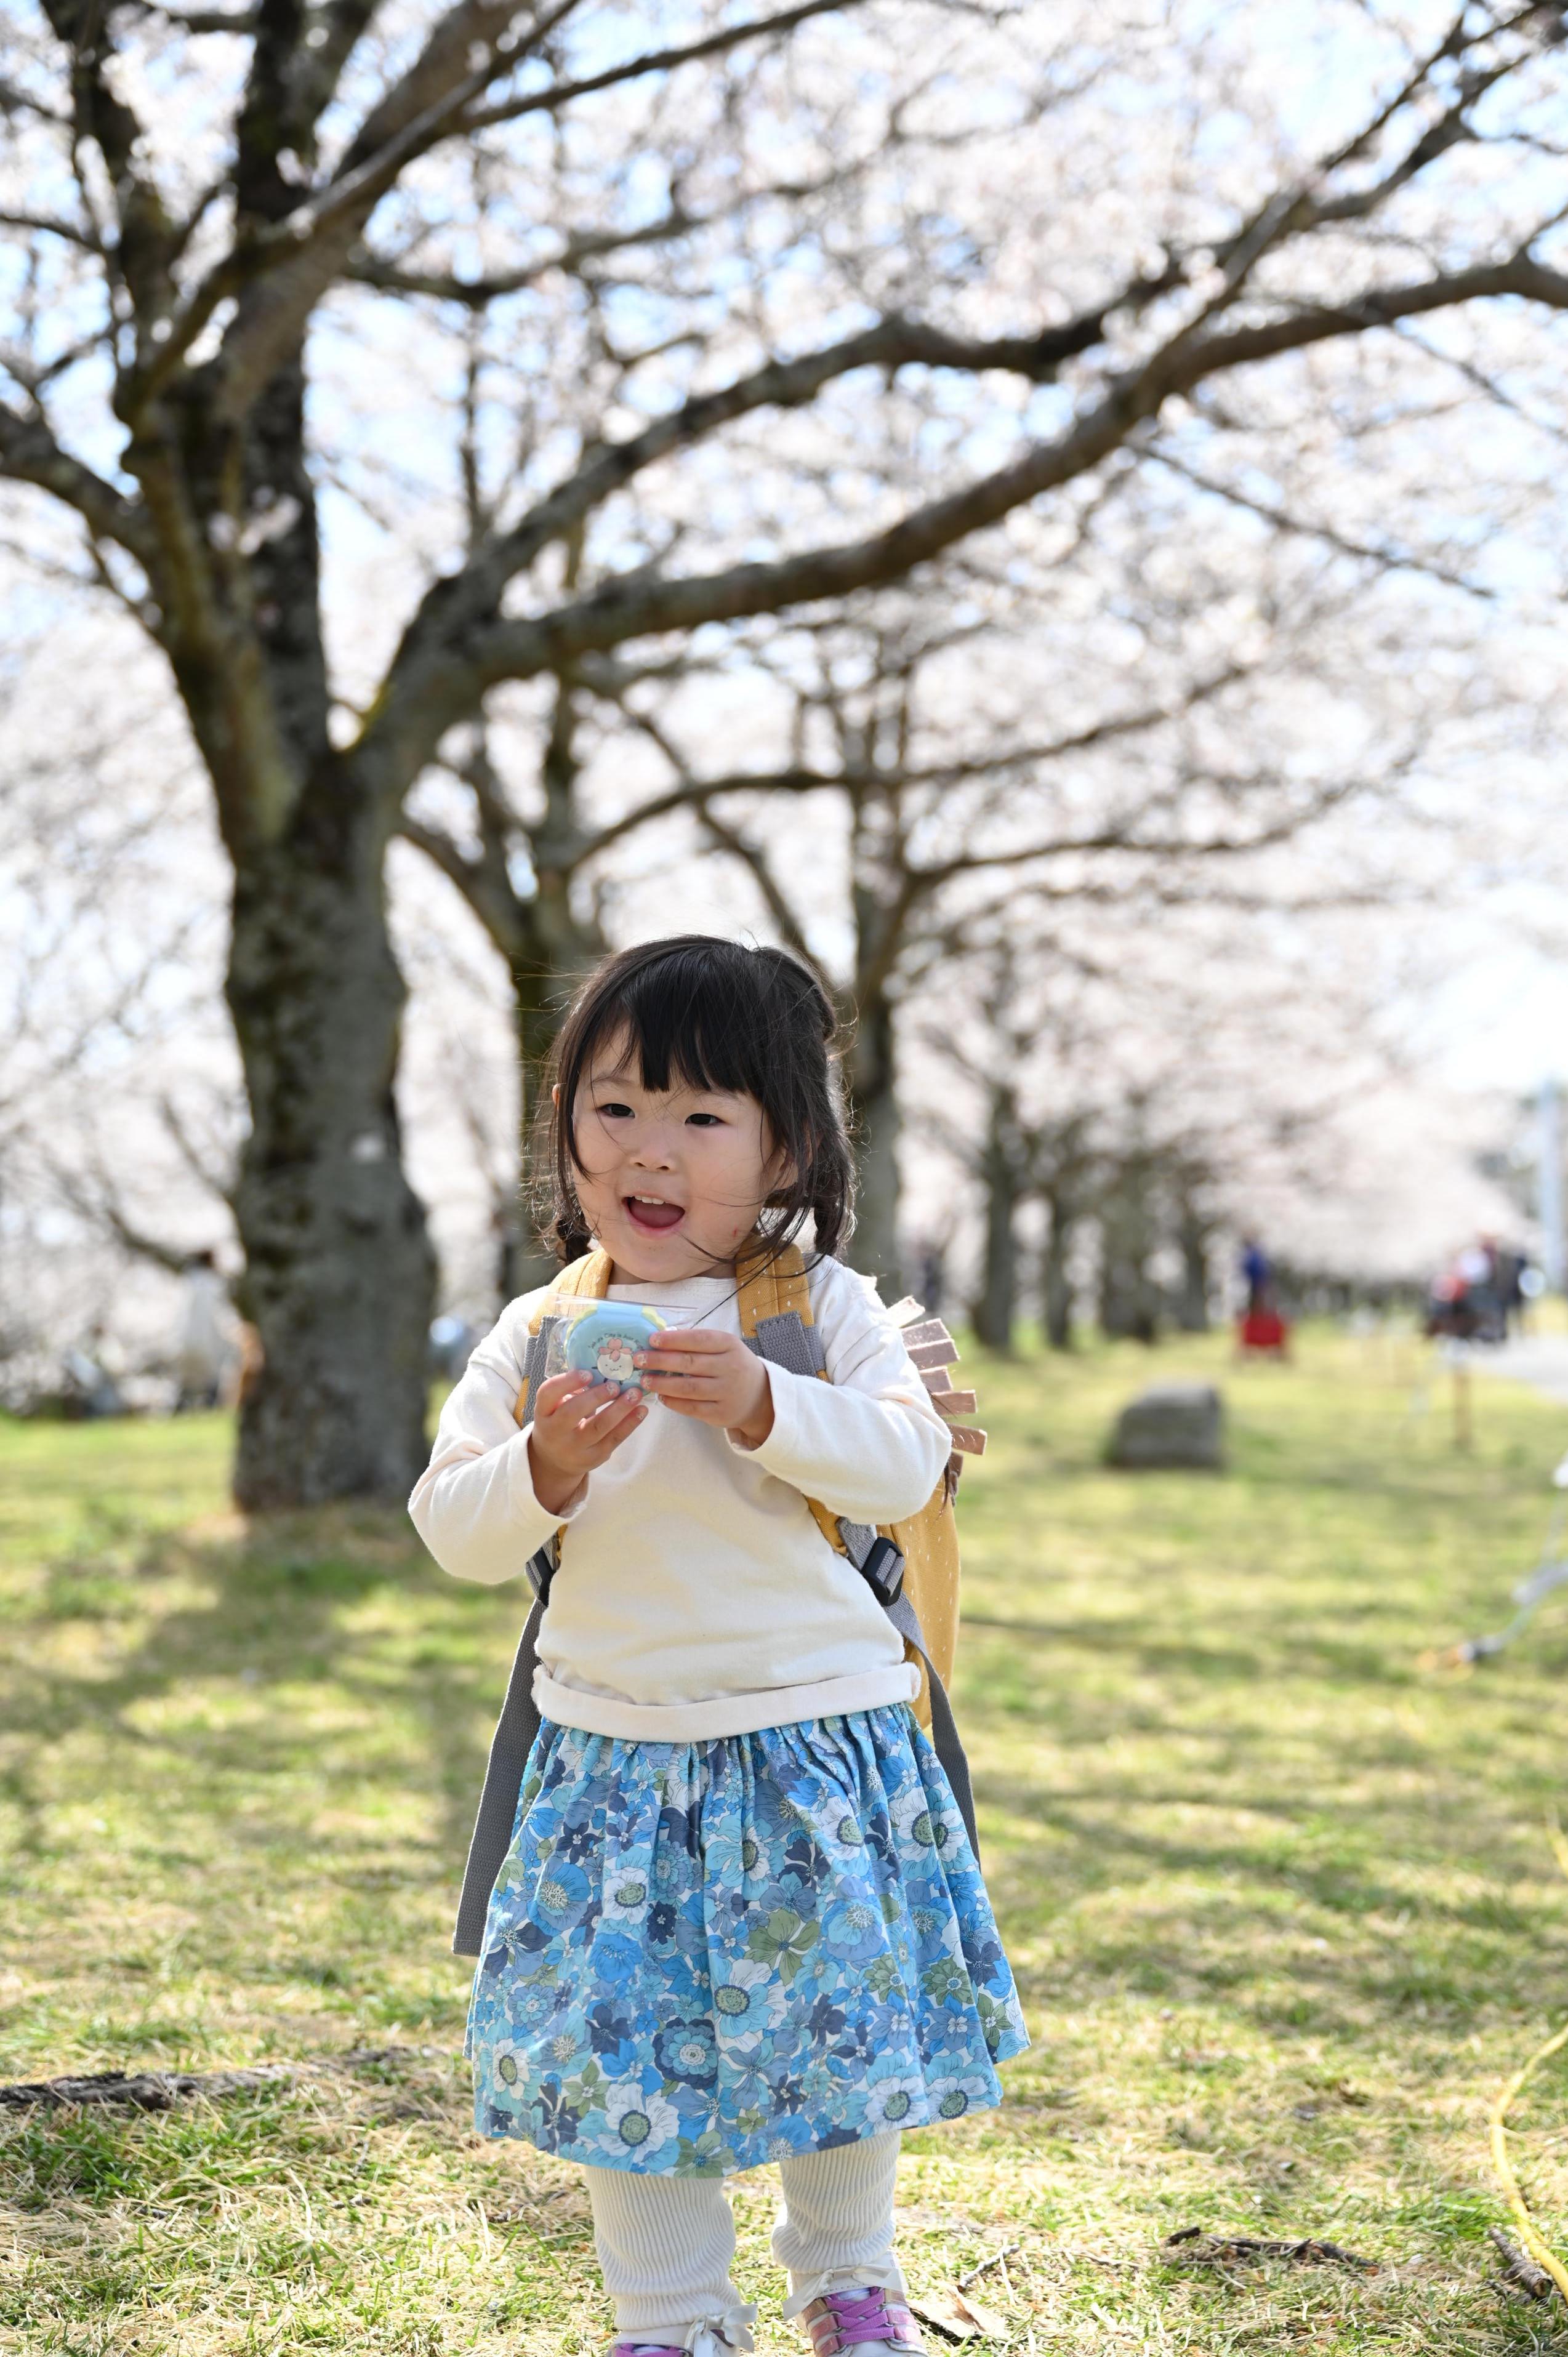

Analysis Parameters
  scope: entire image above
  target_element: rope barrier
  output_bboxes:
[1487,1817,1568,2305]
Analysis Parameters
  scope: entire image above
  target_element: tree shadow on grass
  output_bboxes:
[962,1611,1413,1692]
[979,1753,1568,2059]
[4,1505,515,1961]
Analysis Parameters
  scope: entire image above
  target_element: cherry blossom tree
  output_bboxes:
[4,0,1568,1498]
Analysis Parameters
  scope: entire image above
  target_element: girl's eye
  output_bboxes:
[685,1112,723,1128]
[595,1101,635,1120]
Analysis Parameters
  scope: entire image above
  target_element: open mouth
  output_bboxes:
[624,1193,685,1234]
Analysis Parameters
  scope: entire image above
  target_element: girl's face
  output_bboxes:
[563,1036,787,1281]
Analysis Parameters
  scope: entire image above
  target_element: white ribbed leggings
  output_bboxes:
[585,2133,904,2335]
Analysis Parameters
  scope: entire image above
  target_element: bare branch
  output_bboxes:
[1394,321,1568,448]
[38,0,181,319]
[359,292,1161,781]
[39,1146,200,1275]
[346,168,842,305]
[460,0,867,132]
[397,812,529,962]
[156,1094,236,1203]
[0,78,71,125]
[1148,444,1498,596]
[0,208,103,253]
[914,771,1389,899]
[121,0,259,27]
[570,765,832,866]
[566,657,1257,869]
[334,0,573,183]
[419,254,1568,732]
[694,804,819,973]
[0,400,155,564]
[139,4,569,416]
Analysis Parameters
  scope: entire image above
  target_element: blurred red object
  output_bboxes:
[1237,1308,1290,1355]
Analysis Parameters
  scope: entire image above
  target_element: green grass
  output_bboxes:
[4,1330,1568,2353]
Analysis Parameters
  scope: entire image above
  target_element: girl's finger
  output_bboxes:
[583,1401,648,1458]
[581,1390,646,1440]
[534,1369,599,1415]
[640,1343,734,1375]
[542,1386,608,1423]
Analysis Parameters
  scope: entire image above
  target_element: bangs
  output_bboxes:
[568,944,770,1104]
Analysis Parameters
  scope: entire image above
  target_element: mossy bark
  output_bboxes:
[227,802,434,1508]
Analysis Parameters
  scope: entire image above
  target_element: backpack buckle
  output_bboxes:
[858,1534,906,1607]
[525,1541,557,1605]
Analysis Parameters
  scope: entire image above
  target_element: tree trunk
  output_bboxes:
[228,800,435,1509]
[1173,1202,1212,1333]
[848,994,902,1291]
[1098,1155,1160,1344]
[1042,1198,1076,1351]
[971,1087,1020,1352]
[505,920,595,1298]
[478,685,609,1300]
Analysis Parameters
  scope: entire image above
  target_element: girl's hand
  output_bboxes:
[638,1329,775,1447]
[528,1369,648,1516]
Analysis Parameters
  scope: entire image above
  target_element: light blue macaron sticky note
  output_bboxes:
[563,1304,667,1394]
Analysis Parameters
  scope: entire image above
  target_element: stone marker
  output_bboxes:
[1107,1383,1225,1470]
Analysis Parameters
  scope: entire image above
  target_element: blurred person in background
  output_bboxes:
[1240,1235,1273,1314]
[175,1250,238,1411]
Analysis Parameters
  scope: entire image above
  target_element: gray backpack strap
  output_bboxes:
[883,1589,979,1860]
[453,1303,584,1954]
[749,1307,979,1861]
[452,1598,544,1957]
[746,1310,826,1375]
[520,1316,560,1401]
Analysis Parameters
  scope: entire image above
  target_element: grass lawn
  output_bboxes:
[4,1327,1568,2353]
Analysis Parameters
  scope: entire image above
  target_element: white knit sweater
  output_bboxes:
[408,1256,951,1741]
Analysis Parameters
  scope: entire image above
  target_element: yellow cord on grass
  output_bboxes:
[1546,1810,1568,1889]
[1487,1815,1568,2303]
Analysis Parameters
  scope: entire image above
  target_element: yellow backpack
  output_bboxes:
[451,1241,984,1957]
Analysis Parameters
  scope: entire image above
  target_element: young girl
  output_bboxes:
[410,937,1027,2357]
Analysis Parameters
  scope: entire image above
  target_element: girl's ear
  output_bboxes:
[551,1083,561,1108]
[764,1130,798,1199]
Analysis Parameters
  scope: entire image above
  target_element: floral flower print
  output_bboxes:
[892,1781,954,1855]
[712,1957,790,2052]
[599,2078,681,2160]
[601,1866,651,1925]
[583,1929,648,1991]
[861,2053,927,2131]
[490,2039,526,2090]
[926,2065,995,2121]
[532,1853,593,1932]
[586,1999,638,2070]
[655,2018,719,2086]
[468,1707,1028,2177]
[820,1892,889,1964]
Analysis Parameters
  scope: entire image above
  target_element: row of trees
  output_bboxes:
[4,0,1567,1502]
[906,891,1418,1347]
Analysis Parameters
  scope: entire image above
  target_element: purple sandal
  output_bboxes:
[609,2314,755,2357]
[800,2287,925,2356]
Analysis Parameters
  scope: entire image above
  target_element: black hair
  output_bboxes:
[537,935,854,1265]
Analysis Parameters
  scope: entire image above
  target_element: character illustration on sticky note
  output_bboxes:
[591,1334,639,1386]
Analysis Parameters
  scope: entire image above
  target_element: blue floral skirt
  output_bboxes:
[466,1704,1029,2177]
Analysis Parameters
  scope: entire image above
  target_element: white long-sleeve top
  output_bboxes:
[408,1255,951,1741]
